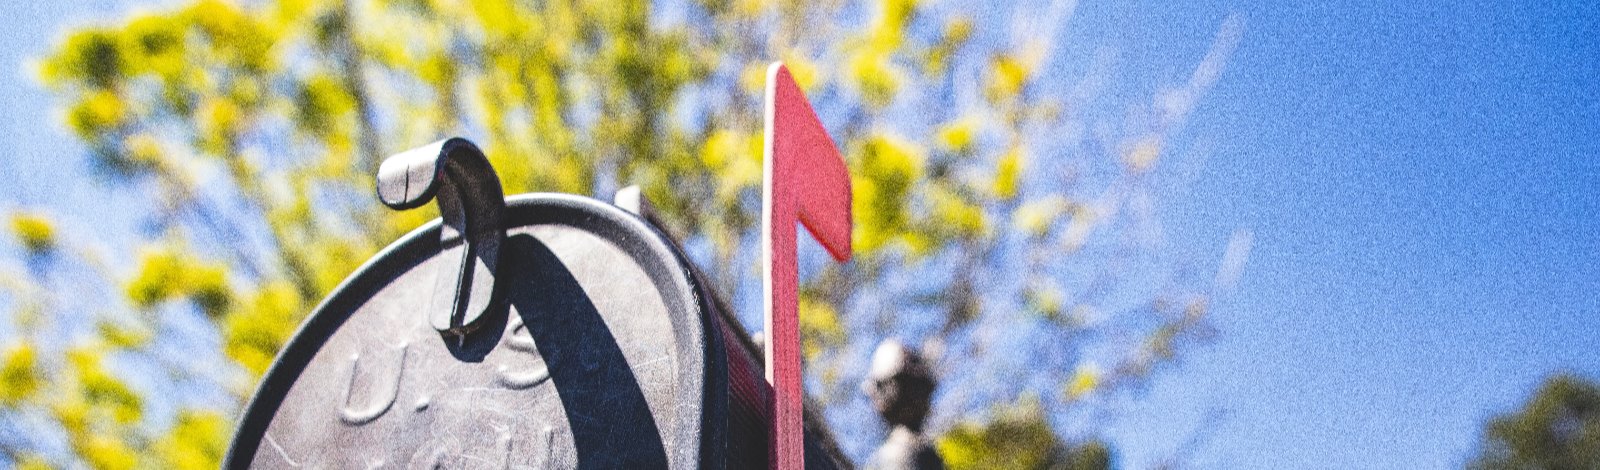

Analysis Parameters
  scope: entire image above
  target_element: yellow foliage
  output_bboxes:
[41,29,125,89]
[847,49,901,108]
[124,14,186,77]
[418,50,458,88]
[224,281,305,376]
[125,248,233,318]
[654,34,699,85]
[10,211,57,255]
[122,133,166,168]
[929,185,986,240]
[700,130,763,205]
[228,76,264,108]
[77,367,144,425]
[1066,362,1100,399]
[468,0,520,37]
[80,434,138,470]
[156,409,230,470]
[185,0,275,71]
[799,296,845,360]
[97,319,153,349]
[877,0,918,32]
[985,53,1032,101]
[54,347,144,438]
[306,237,372,295]
[274,0,314,23]
[992,145,1025,199]
[780,53,821,92]
[740,61,768,94]
[197,96,242,153]
[944,17,973,45]
[852,134,924,253]
[937,398,1063,470]
[844,0,919,108]
[935,116,979,154]
[379,202,438,241]
[68,90,128,137]
[188,265,233,319]
[0,343,42,406]
[50,398,90,437]
[294,74,355,136]
[735,133,765,186]
[700,129,742,169]
[126,250,183,307]
[923,17,973,74]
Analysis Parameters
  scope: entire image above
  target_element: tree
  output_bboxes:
[1471,374,1600,470]
[939,397,1112,470]
[0,0,1244,467]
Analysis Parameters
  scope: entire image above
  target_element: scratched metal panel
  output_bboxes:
[225,194,725,469]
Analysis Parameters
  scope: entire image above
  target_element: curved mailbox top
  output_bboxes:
[225,193,727,469]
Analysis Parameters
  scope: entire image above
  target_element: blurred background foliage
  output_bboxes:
[1470,374,1600,470]
[0,0,1248,467]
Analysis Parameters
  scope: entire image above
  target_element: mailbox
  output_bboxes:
[226,64,853,469]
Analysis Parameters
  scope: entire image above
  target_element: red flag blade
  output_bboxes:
[762,62,853,470]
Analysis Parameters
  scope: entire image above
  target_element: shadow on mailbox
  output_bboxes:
[503,233,668,467]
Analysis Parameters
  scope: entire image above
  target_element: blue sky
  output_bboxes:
[4,0,1598,468]
[1089,1,1600,467]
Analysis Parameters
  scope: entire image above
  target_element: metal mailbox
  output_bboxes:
[224,138,846,468]
[226,62,852,469]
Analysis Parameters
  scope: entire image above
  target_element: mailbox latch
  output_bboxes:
[376,137,505,336]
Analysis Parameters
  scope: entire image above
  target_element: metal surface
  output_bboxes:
[225,193,725,468]
[376,138,505,335]
[615,185,855,470]
[232,126,861,468]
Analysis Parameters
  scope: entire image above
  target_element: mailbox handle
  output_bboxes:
[377,137,506,336]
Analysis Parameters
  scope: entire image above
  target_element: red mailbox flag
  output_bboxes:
[762,62,853,469]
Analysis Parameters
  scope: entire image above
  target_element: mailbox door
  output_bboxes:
[226,193,727,469]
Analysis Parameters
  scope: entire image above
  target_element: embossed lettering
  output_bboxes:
[496,364,550,390]
[506,314,537,353]
[340,342,408,425]
[498,315,549,390]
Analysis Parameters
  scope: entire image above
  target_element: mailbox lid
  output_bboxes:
[226,193,726,469]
